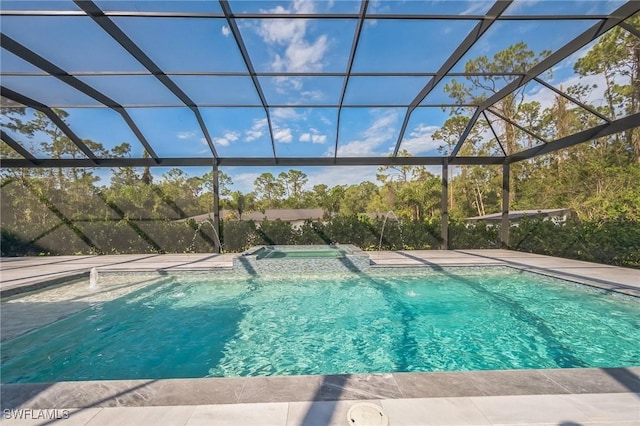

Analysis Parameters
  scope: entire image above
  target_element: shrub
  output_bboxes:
[2,216,638,268]
[254,219,298,245]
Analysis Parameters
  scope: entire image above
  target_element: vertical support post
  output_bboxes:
[212,162,221,254]
[501,162,510,249]
[441,159,449,250]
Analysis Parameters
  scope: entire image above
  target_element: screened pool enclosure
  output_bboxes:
[1,0,639,255]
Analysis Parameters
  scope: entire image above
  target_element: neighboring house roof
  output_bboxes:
[466,208,574,222]
[179,209,325,223]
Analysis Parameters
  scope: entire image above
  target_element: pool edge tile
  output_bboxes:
[392,371,485,398]
[465,369,570,396]
[540,367,640,394]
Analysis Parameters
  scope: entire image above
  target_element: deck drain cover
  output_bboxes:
[347,403,389,426]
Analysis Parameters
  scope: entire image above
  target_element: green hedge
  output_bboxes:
[511,218,640,267]
[2,217,638,268]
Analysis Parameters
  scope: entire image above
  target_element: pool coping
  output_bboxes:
[2,367,639,410]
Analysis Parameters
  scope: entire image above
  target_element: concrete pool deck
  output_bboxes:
[1,249,639,425]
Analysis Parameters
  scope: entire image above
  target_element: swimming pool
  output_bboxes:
[1,266,638,383]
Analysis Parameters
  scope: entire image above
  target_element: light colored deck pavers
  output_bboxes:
[1,394,638,425]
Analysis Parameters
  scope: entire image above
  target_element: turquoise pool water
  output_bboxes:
[255,246,347,259]
[1,267,639,383]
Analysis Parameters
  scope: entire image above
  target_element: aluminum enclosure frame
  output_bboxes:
[1,1,639,253]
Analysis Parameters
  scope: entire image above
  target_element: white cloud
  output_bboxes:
[272,77,325,105]
[271,108,304,120]
[177,131,196,139]
[312,134,327,144]
[368,0,389,14]
[213,138,229,147]
[245,118,268,142]
[399,124,441,155]
[278,36,329,73]
[254,0,329,73]
[245,130,263,142]
[301,89,325,102]
[300,130,327,144]
[319,114,332,125]
[499,0,540,15]
[212,131,240,147]
[300,133,311,142]
[274,76,303,95]
[274,127,293,143]
[333,110,399,157]
[300,133,327,144]
[221,25,231,37]
[258,15,307,45]
[230,172,262,193]
[306,166,383,189]
[225,131,240,141]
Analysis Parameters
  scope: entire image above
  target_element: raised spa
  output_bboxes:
[234,244,371,273]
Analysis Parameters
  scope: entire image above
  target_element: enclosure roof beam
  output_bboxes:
[487,107,548,144]
[0,71,529,78]
[508,112,640,163]
[0,155,506,168]
[219,0,277,161]
[0,103,482,109]
[392,0,513,157]
[449,1,640,159]
[1,130,37,162]
[532,77,612,124]
[482,111,507,156]
[74,0,218,158]
[0,33,160,162]
[334,0,369,162]
[0,86,98,162]
[619,21,640,38]
[0,9,614,20]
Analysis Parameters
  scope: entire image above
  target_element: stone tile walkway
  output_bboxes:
[1,393,639,425]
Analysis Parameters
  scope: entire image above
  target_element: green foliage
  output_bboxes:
[297,220,332,245]
[221,220,257,252]
[449,221,500,249]
[254,220,298,245]
[2,214,639,268]
[511,218,640,267]
[253,172,285,209]
[340,182,378,216]
[323,216,378,249]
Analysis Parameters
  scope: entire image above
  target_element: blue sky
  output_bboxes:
[0,0,629,194]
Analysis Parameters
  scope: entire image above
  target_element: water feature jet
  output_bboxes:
[189,220,223,253]
[88,267,99,289]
